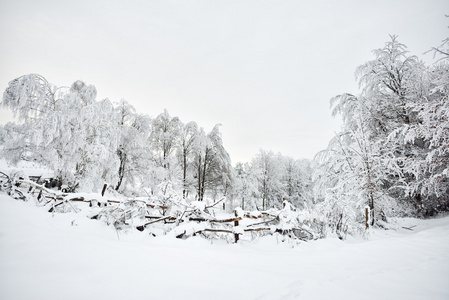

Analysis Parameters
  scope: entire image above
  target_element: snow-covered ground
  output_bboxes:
[1,194,448,300]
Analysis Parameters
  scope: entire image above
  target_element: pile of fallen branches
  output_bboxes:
[89,182,321,243]
[1,171,323,243]
[0,171,110,212]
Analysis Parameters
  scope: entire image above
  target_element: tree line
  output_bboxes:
[0,77,235,201]
[1,34,448,236]
[0,75,310,210]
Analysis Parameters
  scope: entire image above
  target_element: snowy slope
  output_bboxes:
[0,195,448,300]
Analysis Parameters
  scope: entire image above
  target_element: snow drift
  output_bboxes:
[1,194,448,300]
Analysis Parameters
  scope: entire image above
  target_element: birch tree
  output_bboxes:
[1,75,120,191]
[175,121,199,198]
[250,150,284,210]
[193,125,232,201]
[115,99,152,192]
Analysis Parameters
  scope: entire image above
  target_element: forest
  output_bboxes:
[1,35,448,241]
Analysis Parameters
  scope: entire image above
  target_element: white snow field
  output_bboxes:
[1,195,448,300]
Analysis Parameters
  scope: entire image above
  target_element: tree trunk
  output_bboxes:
[234,209,240,243]
[115,149,126,191]
[201,150,208,201]
[369,193,375,226]
[101,184,107,197]
[197,156,202,201]
[365,207,369,229]
[183,148,187,199]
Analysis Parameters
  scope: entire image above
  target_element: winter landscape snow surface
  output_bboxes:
[0,195,448,300]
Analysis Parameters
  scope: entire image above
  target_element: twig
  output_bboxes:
[402,225,416,231]
[205,197,226,209]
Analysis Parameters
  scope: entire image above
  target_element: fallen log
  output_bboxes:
[243,212,262,219]
[107,200,121,204]
[18,179,66,197]
[203,228,234,234]
[189,217,242,223]
[136,216,177,231]
[246,218,278,227]
[243,211,277,219]
[70,197,85,202]
[244,227,273,232]
[145,215,164,219]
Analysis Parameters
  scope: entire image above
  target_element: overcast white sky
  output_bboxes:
[0,0,447,163]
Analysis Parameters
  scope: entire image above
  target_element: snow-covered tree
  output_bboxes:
[72,96,119,191]
[150,109,181,169]
[193,125,232,201]
[232,161,264,211]
[2,73,58,122]
[114,99,152,192]
[313,118,396,236]
[314,36,429,233]
[1,75,120,192]
[250,150,284,210]
[176,121,199,199]
[280,156,312,209]
[395,58,449,215]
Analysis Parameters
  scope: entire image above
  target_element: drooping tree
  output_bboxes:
[193,125,232,201]
[114,99,152,192]
[314,36,429,233]
[1,75,120,191]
